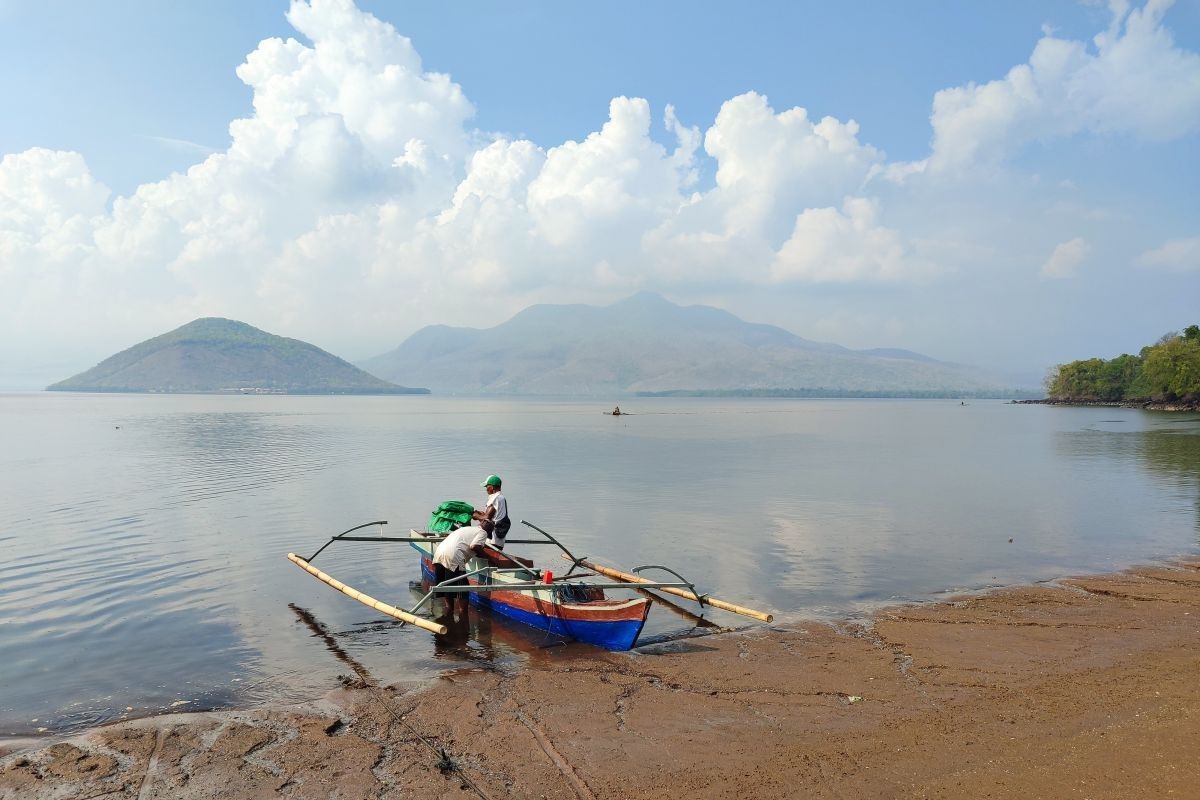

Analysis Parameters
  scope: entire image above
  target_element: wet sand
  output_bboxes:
[3,558,1199,799]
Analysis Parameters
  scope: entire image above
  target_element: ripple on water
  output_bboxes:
[2,396,1199,737]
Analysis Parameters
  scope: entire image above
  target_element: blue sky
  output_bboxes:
[1,0,1198,387]
[10,1,1187,192]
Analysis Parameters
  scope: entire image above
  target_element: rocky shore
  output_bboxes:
[3,558,1199,799]
[1014,398,1200,411]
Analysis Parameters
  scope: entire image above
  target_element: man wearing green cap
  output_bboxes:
[472,474,510,550]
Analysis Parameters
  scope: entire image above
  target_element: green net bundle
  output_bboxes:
[427,500,475,532]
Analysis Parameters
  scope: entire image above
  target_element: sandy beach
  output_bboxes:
[3,558,1198,799]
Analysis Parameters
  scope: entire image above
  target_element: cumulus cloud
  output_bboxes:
[526,97,694,259]
[640,92,886,284]
[926,0,1200,171]
[0,0,1197,385]
[702,92,882,242]
[770,198,925,283]
[0,148,109,241]
[2,0,479,358]
[232,0,474,167]
[1040,237,1090,279]
[0,148,110,316]
[1136,236,1200,272]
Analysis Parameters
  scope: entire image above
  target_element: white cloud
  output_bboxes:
[526,97,693,254]
[1040,237,1090,279]
[233,0,474,167]
[0,148,109,236]
[702,92,882,242]
[1136,236,1200,272]
[926,0,1200,171]
[640,92,885,284]
[0,0,1197,385]
[0,148,108,306]
[770,198,926,284]
[0,0,486,367]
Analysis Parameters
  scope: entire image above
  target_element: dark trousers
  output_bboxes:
[434,563,467,588]
[433,563,469,611]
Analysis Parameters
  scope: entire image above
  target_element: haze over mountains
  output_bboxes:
[44,296,1019,396]
[49,318,426,394]
[361,293,1013,396]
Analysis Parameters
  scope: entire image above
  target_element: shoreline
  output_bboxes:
[1014,397,1200,411]
[3,557,1199,799]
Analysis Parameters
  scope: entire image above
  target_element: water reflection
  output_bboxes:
[289,604,377,684]
[1056,418,1200,545]
[431,612,475,657]
[414,578,574,662]
[1137,429,1200,483]
[4,396,1200,739]
[632,587,718,631]
[1136,427,1200,543]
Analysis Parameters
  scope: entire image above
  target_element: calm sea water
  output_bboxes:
[2,394,1198,738]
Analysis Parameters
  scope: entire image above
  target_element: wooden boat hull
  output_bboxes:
[412,538,650,650]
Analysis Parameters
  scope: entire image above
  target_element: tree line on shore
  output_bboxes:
[1046,325,1200,403]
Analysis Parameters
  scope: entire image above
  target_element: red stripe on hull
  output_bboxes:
[473,584,649,623]
[419,555,648,623]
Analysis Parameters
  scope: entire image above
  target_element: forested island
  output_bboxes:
[1042,325,1200,409]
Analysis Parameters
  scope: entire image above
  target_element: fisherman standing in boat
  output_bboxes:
[472,474,510,550]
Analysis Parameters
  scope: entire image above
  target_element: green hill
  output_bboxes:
[48,318,428,395]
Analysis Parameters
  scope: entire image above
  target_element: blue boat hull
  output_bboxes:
[419,559,648,650]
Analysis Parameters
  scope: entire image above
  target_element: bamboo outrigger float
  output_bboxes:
[564,556,774,623]
[288,519,772,650]
[287,552,447,634]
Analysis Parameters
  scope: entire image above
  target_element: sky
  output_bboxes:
[1,0,1198,389]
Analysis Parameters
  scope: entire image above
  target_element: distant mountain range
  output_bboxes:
[359,292,1015,396]
[48,318,427,395]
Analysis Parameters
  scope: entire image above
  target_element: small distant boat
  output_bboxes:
[287,520,771,651]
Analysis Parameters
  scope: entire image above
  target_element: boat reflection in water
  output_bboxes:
[417,578,576,664]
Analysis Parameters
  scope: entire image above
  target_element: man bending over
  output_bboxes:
[432,526,487,615]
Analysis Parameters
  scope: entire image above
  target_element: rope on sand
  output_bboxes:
[289,604,490,799]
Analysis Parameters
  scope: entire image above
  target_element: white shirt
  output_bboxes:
[433,527,487,571]
[486,492,508,524]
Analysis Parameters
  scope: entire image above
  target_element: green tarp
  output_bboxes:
[428,499,475,532]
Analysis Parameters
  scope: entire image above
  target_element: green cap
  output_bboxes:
[482,474,502,488]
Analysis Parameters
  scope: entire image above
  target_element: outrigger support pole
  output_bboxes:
[306,521,577,564]
[519,520,587,575]
[566,556,775,623]
[633,565,704,614]
[306,520,388,563]
[405,564,502,618]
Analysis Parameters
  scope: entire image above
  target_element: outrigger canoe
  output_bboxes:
[288,519,772,651]
[409,529,650,650]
